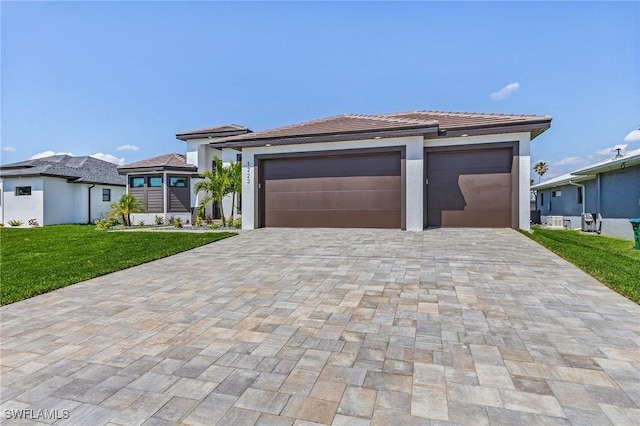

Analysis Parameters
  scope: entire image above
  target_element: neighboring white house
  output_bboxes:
[0,155,126,226]
[531,148,640,240]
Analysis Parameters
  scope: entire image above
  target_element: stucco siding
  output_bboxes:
[600,164,640,218]
[1,177,44,226]
[43,177,76,225]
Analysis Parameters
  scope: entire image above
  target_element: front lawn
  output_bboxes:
[523,226,640,303]
[0,225,236,305]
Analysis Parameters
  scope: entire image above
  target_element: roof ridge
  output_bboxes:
[384,110,551,119]
[344,113,437,126]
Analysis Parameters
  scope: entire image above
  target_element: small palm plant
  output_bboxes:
[533,161,549,182]
[194,157,231,227]
[228,161,242,221]
[109,193,145,226]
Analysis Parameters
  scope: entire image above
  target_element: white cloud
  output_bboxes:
[91,153,125,165]
[30,150,74,159]
[3,146,16,152]
[624,129,640,142]
[490,82,520,100]
[552,156,586,167]
[594,147,615,157]
[116,144,139,151]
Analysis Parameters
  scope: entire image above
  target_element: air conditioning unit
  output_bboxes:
[581,213,601,234]
[548,216,564,228]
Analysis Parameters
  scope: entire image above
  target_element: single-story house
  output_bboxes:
[531,148,640,240]
[161,110,552,231]
[117,153,199,224]
[0,155,126,226]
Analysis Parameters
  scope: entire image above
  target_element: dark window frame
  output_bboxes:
[102,188,111,202]
[130,177,145,188]
[169,176,189,188]
[552,190,562,197]
[539,192,544,207]
[577,187,583,204]
[15,186,32,196]
[148,176,163,187]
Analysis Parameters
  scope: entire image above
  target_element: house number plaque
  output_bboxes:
[246,161,250,184]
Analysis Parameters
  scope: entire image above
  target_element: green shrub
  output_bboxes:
[8,220,23,227]
[208,223,220,230]
[95,217,120,230]
[232,217,242,229]
[195,216,204,227]
[137,220,145,227]
[154,215,164,225]
[173,218,183,228]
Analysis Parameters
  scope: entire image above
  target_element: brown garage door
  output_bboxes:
[260,151,402,228]
[426,148,513,228]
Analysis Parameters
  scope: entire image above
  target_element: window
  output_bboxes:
[130,177,145,188]
[169,176,188,187]
[102,188,111,202]
[148,176,162,187]
[236,153,242,162]
[552,190,562,197]
[539,193,544,207]
[15,186,31,196]
[577,187,583,204]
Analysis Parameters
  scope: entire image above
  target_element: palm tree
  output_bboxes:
[228,161,242,221]
[194,157,230,226]
[109,193,145,226]
[533,161,549,182]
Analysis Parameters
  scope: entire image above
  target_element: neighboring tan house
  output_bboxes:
[117,153,198,224]
[128,110,551,231]
[0,155,126,226]
[531,148,640,240]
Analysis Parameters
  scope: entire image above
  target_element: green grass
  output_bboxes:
[522,226,640,303]
[0,225,236,305]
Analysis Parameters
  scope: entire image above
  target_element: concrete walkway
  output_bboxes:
[1,228,638,425]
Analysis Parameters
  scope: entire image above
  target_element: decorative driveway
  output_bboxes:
[1,228,639,425]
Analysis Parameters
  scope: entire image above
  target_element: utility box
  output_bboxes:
[630,218,640,250]
[581,213,601,234]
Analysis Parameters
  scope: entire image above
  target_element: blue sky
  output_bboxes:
[2,1,638,180]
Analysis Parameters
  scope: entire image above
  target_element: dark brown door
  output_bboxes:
[426,148,513,227]
[261,152,401,228]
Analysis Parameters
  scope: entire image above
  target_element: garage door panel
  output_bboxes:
[266,209,401,228]
[426,148,513,228]
[266,175,401,192]
[267,189,401,211]
[264,153,400,179]
[262,151,402,228]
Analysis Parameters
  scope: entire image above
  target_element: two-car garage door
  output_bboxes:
[258,145,515,229]
[260,151,402,228]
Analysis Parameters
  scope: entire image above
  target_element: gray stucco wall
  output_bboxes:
[536,184,586,216]
[600,164,640,218]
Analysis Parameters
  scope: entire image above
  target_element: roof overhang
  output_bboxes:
[117,166,198,175]
[209,126,439,149]
[176,129,252,141]
[531,174,594,191]
[429,121,551,140]
[572,154,640,175]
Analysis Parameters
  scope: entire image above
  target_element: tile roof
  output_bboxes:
[211,110,551,148]
[0,155,125,186]
[175,124,252,141]
[117,153,197,172]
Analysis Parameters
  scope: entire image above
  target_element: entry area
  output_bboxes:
[425,145,516,228]
[259,149,403,228]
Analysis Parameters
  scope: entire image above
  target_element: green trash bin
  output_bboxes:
[630,218,640,250]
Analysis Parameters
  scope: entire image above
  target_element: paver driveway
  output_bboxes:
[1,228,639,425]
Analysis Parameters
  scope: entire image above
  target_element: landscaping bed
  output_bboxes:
[523,226,640,303]
[0,225,236,305]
